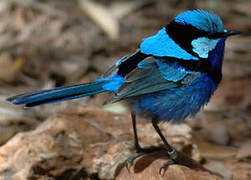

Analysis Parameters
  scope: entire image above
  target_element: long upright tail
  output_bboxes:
[7,81,107,108]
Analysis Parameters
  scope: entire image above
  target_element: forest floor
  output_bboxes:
[0,0,250,179]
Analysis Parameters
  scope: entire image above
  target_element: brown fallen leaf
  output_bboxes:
[110,1,149,19]
[194,136,237,160]
[224,159,251,180]
[236,140,251,160]
[204,161,232,180]
[78,0,119,40]
[0,53,26,83]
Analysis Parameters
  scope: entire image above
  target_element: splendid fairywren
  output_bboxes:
[7,9,241,172]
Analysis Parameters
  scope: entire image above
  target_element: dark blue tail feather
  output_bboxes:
[7,81,106,107]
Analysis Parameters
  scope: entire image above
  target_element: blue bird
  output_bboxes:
[7,10,240,172]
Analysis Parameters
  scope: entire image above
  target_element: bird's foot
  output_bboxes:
[159,148,199,176]
[126,146,200,176]
[125,146,164,171]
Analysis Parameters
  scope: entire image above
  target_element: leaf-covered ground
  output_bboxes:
[0,0,250,179]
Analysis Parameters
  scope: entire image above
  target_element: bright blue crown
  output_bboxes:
[174,10,224,33]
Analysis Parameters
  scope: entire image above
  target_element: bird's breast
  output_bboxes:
[127,73,217,123]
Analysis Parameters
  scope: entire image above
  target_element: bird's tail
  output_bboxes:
[7,81,107,108]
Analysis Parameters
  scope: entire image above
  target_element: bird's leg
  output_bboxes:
[131,113,141,152]
[126,113,164,169]
[151,118,176,159]
[126,115,198,174]
[151,118,197,175]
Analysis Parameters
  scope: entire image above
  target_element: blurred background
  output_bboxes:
[0,0,250,179]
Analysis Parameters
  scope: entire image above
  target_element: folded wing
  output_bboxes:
[107,57,201,103]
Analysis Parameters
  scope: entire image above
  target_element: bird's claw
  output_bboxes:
[159,148,197,176]
[159,159,175,176]
[125,151,144,171]
[159,148,177,176]
[125,147,196,176]
[125,146,164,172]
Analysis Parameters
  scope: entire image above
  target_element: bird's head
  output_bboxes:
[140,9,241,71]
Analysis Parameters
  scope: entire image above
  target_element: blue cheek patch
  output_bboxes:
[140,28,198,60]
[191,37,219,58]
[156,60,192,82]
[96,74,125,92]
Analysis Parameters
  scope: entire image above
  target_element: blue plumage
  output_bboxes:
[8,81,107,107]
[191,37,220,58]
[97,74,125,92]
[174,9,224,32]
[156,60,192,82]
[7,9,240,169]
[129,73,216,123]
[140,27,199,60]
[7,9,239,121]
[208,38,226,71]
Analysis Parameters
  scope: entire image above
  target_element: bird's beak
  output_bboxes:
[225,30,242,37]
[209,30,242,39]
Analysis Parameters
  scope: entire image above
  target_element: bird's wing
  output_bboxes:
[102,50,148,78]
[107,57,201,103]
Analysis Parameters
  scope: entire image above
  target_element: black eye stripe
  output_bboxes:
[166,21,223,58]
[166,21,223,39]
[166,21,205,58]
[166,21,208,39]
